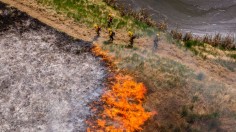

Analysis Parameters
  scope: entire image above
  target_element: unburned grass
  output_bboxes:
[100,43,193,99]
[37,0,157,35]
[213,59,236,72]
[97,42,235,131]
[229,54,236,59]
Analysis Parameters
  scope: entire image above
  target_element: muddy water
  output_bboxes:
[0,2,107,131]
[121,0,236,36]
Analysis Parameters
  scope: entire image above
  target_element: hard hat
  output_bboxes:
[128,31,133,36]
[108,28,112,31]
[156,33,160,36]
[94,24,98,28]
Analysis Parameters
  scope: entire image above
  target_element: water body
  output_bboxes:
[121,0,236,36]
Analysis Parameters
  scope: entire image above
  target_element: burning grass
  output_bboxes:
[92,75,154,131]
[98,43,236,131]
[89,44,154,131]
[92,43,115,69]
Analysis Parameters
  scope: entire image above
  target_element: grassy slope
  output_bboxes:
[100,43,235,131]
[37,0,156,36]
[34,0,236,131]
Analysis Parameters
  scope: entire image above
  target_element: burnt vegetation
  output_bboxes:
[0,3,107,131]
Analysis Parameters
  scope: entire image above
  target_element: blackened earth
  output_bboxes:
[0,2,107,131]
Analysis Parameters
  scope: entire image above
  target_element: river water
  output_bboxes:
[121,0,236,36]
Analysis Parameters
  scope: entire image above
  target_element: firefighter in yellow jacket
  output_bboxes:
[94,24,101,36]
[107,14,113,28]
[108,28,115,42]
[128,31,136,48]
[153,33,159,51]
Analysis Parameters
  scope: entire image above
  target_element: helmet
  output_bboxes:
[94,24,98,28]
[108,14,112,17]
[108,28,112,32]
[156,33,160,36]
[128,31,133,36]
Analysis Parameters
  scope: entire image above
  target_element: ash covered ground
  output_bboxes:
[0,2,107,131]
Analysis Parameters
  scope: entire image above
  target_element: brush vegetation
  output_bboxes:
[26,0,236,131]
[169,29,236,71]
[99,43,235,131]
[37,0,157,35]
[171,29,236,50]
[102,0,167,31]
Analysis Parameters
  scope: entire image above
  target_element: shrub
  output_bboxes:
[222,35,235,49]
[183,32,193,42]
[170,29,182,40]
[212,33,222,47]
[157,21,167,31]
[230,54,236,59]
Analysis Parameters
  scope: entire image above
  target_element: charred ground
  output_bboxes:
[0,2,107,131]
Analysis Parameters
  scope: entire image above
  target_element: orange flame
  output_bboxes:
[91,44,115,69]
[89,44,155,131]
[101,75,153,131]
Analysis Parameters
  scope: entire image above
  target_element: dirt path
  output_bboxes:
[0,0,95,42]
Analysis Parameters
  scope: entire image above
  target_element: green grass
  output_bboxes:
[183,40,205,56]
[214,59,236,72]
[99,43,231,131]
[100,43,193,90]
[37,0,157,35]
[229,54,236,59]
[185,40,204,49]
[181,104,221,131]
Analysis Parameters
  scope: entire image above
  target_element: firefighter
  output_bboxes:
[94,24,101,36]
[107,14,113,28]
[128,31,136,48]
[108,28,115,42]
[153,33,159,51]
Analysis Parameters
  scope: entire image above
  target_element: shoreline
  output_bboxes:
[103,0,235,49]
[118,0,236,37]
